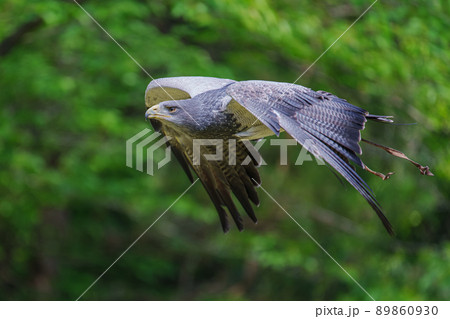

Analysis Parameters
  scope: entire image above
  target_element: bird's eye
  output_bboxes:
[166,106,177,113]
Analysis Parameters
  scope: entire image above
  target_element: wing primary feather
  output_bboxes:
[275,111,394,235]
[217,142,258,224]
[238,167,260,205]
[228,174,258,223]
[296,118,364,167]
[196,167,230,233]
[243,164,261,186]
[216,187,244,231]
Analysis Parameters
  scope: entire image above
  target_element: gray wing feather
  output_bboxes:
[186,140,261,232]
[161,126,260,232]
[275,110,393,235]
[227,80,393,234]
[145,76,235,106]
[227,80,365,163]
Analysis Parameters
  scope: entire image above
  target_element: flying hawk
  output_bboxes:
[144,76,432,234]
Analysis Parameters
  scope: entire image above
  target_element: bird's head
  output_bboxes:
[145,91,235,138]
[145,99,202,132]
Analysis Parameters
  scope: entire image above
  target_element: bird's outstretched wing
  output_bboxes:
[163,126,261,232]
[145,76,235,108]
[192,139,262,232]
[226,80,395,234]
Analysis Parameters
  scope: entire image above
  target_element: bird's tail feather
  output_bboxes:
[366,114,394,123]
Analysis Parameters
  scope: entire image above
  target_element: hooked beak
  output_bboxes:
[145,104,171,119]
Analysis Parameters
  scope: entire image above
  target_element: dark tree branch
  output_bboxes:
[0,17,44,57]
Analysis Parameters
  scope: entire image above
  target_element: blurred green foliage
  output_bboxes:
[0,0,449,300]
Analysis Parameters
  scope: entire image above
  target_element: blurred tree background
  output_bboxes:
[0,0,449,300]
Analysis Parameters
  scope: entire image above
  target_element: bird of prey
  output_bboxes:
[144,76,432,234]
